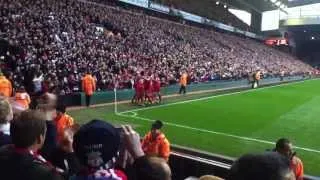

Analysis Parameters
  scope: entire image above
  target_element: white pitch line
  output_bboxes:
[119,78,317,114]
[118,112,320,154]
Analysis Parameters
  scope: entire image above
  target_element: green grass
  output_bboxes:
[69,79,320,176]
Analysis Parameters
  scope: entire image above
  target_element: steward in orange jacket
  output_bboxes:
[0,73,12,97]
[55,104,74,142]
[179,71,188,94]
[275,138,304,180]
[82,72,96,107]
[142,120,170,161]
[291,156,304,180]
[14,86,31,109]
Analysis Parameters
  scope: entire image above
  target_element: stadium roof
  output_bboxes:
[226,0,288,12]
[157,0,289,13]
[288,0,320,7]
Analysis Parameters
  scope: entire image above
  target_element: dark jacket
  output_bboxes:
[40,121,58,160]
[50,148,81,175]
[0,145,63,180]
[0,132,11,147]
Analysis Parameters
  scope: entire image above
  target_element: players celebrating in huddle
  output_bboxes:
[132,72,162,105]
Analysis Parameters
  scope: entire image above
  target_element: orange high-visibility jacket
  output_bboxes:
[15,92,31,109]
[82,74,96,96]
[0,76,12,97]
[291,156,304,180]
[142,131,170,161]
[179,73,188,87]
[55,113,74,142]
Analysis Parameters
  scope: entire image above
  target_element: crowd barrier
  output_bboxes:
[170,145,319,180]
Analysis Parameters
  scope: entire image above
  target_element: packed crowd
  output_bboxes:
[0,0,314,95]
[0,92,305,180]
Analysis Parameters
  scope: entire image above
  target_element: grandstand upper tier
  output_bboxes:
[0,0,315,94]
[150,0,251,31]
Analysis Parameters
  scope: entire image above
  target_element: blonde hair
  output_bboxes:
[199,175,224,180]
[0,97,11,124]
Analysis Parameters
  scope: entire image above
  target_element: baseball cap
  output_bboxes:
[73,119,120,169]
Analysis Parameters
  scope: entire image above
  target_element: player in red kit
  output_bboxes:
[136,78,145,105]
[153,75,162,103]
[132,78,138,104]
[133,72,145,105]
[144,75,154,104]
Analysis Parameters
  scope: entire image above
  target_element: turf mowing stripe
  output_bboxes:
[117,113,320,154]
[119,78,318,114]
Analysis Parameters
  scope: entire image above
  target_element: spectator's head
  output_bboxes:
[228,152,295,180]
[199,175,224,180]
[73,119,120,169]
[131,156,171,180]
[37,93,57,112]
[151,120,163,139]
[275,138,293,159]
[0,97,13,124]
[56,104,66,118]
[10,110,46,150]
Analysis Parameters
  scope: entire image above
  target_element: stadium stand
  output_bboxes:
[0,0,314,95]
[150,0,251,31]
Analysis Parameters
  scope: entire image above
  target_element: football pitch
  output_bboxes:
[70,79,320,176]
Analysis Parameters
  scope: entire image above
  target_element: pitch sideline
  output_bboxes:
[119,78,318,114]
[118,112,320,154]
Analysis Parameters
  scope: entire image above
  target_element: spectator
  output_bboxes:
[0,97,13,147]
[71,119,127,180]
[33,72,44,94]
[130,155,172,180]
[50,124,81,176]
[199,175,224,180]
[142,120,170,161]
[0,110,63,180]
[275,138,304,180]
[227,152,295,180]
[55,104,74,142]
[37,93,59,160]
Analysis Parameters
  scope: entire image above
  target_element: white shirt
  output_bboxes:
[0,123,10,135]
